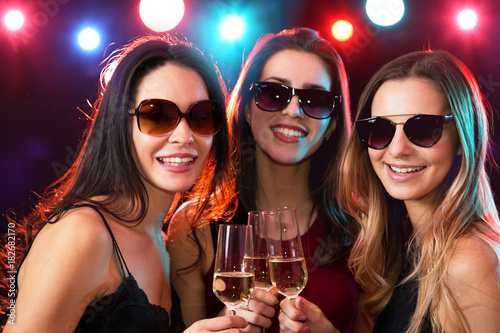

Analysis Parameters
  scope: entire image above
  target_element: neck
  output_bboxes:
[134,185,175,235]
[254,148,316,232]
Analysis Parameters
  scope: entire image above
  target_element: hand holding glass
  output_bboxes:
[264,207,308,299]
[213,224,254,315]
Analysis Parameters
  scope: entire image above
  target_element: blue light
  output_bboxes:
[78,27,100,51]
[220,15,245,41]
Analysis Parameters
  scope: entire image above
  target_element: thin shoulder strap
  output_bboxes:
[15,204,132,292]
[73,204,131,276]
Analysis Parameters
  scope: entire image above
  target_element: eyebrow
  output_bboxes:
[262,76,329,91]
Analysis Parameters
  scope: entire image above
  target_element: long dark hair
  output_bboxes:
[0,34,236,324]
[227,27,357,265]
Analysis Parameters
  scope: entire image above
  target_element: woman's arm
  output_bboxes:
[4,207,116,332]
[167,202,214,327]
[440,236,500,332]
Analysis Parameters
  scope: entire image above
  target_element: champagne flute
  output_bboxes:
[264,207,308,299]
[248,210,273,291]
[213,224,254,315]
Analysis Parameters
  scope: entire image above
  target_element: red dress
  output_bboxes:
[204,210,359,333]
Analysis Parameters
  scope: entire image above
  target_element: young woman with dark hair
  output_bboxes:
[1,35,245,332]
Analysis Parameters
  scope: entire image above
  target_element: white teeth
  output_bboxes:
[272,127,305,138]
[389,165,425,174]
[158,157,194,166]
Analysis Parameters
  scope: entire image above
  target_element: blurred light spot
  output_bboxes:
[332,20,353,41]
[366,0,405,26]
[78,27,100,50]
[139,0,185,32]
[220,15,245,41]
[457,9,477,30]
[5,10,24,31]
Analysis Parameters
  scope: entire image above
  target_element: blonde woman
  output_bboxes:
[339,49,500,332]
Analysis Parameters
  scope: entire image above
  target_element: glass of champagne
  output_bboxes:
[248,210,273,292]
[213,224,255,315]
[264,207,308,299]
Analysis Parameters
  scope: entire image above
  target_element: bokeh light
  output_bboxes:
[219,15,245,41]
[78,27,100,50]
[139,0,185,32]
[331,20,353,41]
[366,0,405,26]
[4,10,25,31]
[457,9,477,30]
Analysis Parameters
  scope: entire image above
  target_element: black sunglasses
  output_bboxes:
[129,99,224,136]
[356,113,454,149]
[250,81,341,119]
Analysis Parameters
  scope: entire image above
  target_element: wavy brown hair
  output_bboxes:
[339,49,500,332]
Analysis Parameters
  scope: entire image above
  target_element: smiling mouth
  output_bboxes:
[388,165,426,174]
[157,157,194,166]
[272,127,305,138]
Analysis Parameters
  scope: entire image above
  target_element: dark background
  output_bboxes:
[0,0,499,230]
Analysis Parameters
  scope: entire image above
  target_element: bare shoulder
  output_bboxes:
[30,206,113,256]
[19,205,115,287]
[167,200,211,247]
[445,236,499,284]
[13,205,117,331]
[441,236,500,332]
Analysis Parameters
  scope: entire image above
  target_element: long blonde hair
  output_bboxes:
[339,49,500,332]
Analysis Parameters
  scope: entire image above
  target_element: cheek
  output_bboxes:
[198,137,214,163]
[368,150,384,170]
[249,109,273,139]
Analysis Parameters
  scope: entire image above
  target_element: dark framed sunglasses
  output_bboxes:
[355,113,454,149]
[129,99,224,136]
[250,81,341,119]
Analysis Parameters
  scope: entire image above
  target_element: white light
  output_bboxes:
[139,0,185,32]
[366,0,405,27]
[457,9,477,30]
[4,10,24,31]
[78,27,100,51]
[220,15,245,41]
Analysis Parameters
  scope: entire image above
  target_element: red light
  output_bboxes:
[331,20,353,41]
[4,10,25,31]
[457,9,477,30]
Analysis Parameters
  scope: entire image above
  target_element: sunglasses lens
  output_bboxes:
[255,83,290,111]
[137,100,223,136]
[138,100,179,135]
[356,117,395,149]
[405,115,443,147]
[299,89,335,119]
[187,101,223,136]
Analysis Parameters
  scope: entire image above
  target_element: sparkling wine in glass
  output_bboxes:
[213,224,254,315]
[248,210,273,291]
[264,207,308,299]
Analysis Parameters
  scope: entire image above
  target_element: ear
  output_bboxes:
[324,118,337,140]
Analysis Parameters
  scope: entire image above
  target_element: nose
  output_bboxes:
[168,118,194,145]
[281,94,304,120]
[386,124,414,157]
